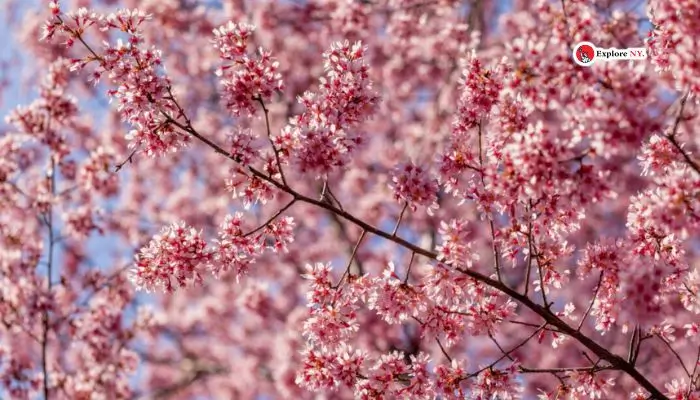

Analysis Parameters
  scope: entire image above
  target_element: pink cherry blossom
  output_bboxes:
[212,21,284,118]
[2,0,700,399]
[130,222,212,293]
[389,162,439,214]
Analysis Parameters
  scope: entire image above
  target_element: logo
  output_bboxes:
[572,42,647,67]
[574,42,595,65]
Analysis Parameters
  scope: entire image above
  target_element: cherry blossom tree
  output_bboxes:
[1,0,700,398]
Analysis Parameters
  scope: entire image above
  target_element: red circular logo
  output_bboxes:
[575,44,595,64]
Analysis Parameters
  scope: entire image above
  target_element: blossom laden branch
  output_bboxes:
[155,111,670,397]
[37,2,691,399]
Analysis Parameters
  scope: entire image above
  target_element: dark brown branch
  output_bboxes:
[688,347,700,397]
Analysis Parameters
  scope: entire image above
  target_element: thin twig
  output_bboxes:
[577,271,604,331]
[477,122,502,282]
[243,199,297,237]
[524,217,534,297]
[319,180,344,210]
[41,155,57,399]
[627,325,639,365]
[519,365,610,374]
[333,230,367,289]
[664,91,700,176]
[392,202,408,236]
[534,248,550,309]
[462,323,547,380]
[327,211,365,275]
[404,252,416,284]
[656,334,691,377]
[115,148,138,172]
[435,338,452,363]
[559,0,573,51]
[137,364,228,400]
[255,96,288,185]
[325,184,344,211]
[687,346,700,397]
[508,319,563,333]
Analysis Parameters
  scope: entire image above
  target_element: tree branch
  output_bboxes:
[58,29,667,393]
[166,118,669,400]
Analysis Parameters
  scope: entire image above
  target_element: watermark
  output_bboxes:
[572,41,647,67]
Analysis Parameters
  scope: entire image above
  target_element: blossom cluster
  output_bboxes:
[43,4,187,155]
[389,162,439,214]
[1,54,147,398]
[131,212,296,291]
[296,251,520,397]
[647,0,700,97]
[212,21,284,117]
[279,40,380,177]
[130,222,212,293]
